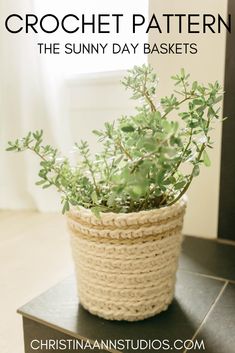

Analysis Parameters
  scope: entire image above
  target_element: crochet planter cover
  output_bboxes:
[67,196,187,321]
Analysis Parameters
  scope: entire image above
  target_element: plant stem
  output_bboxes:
[116,138,133,161]
[143,69,157,112]
[145,92,156,112]
[166,145,205,206]
[162,95,192,119]
[167,116,212,206]
[27,146,68,196]
[82,154,100,195]
[166,127,194,182]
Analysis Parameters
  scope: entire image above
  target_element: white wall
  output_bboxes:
[67,71,137,152]
[149,0,228,238]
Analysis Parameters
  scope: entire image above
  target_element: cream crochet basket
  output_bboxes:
[67,196,187,321]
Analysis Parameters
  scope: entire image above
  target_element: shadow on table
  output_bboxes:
[180,236,235,281]
[75,298,198,352]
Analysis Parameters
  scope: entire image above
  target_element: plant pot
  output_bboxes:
[66,196,187,321]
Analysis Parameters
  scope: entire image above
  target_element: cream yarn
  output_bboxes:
[67,196,187,321]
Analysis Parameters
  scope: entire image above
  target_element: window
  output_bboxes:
[33,0,148,77]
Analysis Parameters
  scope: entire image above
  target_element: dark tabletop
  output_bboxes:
[18,236,235,353]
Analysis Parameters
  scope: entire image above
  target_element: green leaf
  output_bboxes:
[121,125,135,133]
[214,95,223,104]
[42,183,51,189]
[131,185,143,196]
[6,146,16,151]
[221,117,228,122]
[208,107,217,118]
[163,178,173,185]
[62,200,70,214]
[156,170,166,185]
[203,150,211,167]
[92,129,103,137]
[35,180,46,186]
[143,140,157,152]
[193,99,203,105]
[180,68,185,78]
[91,207,101,218]
[154,111,162,120]
[179,112,190,120]
[91,191,98,204]
[174,181,186,190]
[161,120,172,133]
[107,193,116,207]
[192,81,198,91]
[192,165,200,177]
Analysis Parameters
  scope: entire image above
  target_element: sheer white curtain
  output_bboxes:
[0,0,72,211]
[0,0,148,211]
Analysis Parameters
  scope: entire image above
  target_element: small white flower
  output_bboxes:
[198,135,207,144]
[186,146,197,162]
[55,157,65,164]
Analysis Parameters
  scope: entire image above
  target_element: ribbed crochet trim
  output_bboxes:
[67,196,187,321]
[68,196,187,227]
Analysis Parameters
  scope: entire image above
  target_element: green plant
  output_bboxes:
[7,65,224,215]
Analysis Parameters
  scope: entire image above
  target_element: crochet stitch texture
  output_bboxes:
[67,196,187,321]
